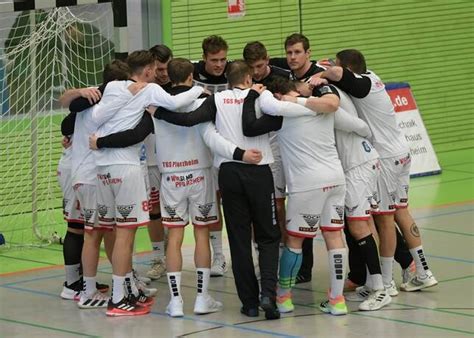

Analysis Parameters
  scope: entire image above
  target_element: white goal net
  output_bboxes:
[0,3,114,249]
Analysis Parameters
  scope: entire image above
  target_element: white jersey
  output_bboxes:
[351,71,409,158]
[154,97,238,173]
[334,89,379,171]
[259,91,345,193]
[70,107,98,186]
[213,88,275,168]
[58,141,72,169]
[93,81,203,167]
[143,134,158,166]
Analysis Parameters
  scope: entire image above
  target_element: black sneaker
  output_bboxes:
[128,290,154,307]
[106,297,151,317]
[60,279,82,300]
[260,296,280,320]
[240,306,259,317]
[96,282,109,293]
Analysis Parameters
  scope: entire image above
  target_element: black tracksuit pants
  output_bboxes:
[218,162,281,309]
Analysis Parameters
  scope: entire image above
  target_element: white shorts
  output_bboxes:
[57,165,83,225]
[374,153,411,214]
[73,183,112,231]
[286,184,345,238]
[269,155,286,200]
[212,166,219,193]
[96,165,150,228]
[148,165,161,208]
[345,159,381,221]
[160,168,219,228]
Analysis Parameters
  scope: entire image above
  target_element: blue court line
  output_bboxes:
[0,284,299,338]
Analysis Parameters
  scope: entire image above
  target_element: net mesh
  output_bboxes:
[0,4,114,249]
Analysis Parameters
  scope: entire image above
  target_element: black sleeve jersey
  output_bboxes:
[269,57,290,70]
[155,94,217,126]
[329,67,371,98]
[192,60,229,93]
[256,65,291,87]
[291,61,326,82]
[242,90,283,137]
[69,83,106,113]
[312,84,340,99]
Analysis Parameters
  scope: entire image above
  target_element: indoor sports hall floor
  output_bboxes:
[1,148,473,337]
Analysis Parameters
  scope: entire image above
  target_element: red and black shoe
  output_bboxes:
[106,297,151,317]
[96,282,109,293]
[128,290,155,307]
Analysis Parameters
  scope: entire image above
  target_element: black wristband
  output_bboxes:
[233,147,245,161]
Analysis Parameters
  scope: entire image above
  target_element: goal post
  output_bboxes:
[0,0,128,249]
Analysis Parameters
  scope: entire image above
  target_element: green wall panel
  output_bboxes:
[165,1,473,153]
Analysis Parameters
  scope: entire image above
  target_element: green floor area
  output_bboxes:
[1,148,473,275]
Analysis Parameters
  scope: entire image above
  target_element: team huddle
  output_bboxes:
[56,33,438,319]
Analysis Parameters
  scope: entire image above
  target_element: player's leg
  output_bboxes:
[209,166,227,277]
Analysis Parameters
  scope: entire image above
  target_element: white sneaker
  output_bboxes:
[166,297,184,317]
[193,294,223,314]
[210,254,228,277]
[400,272,438,292]
[77,291,109,309]
[359,290,391,311]
[147,258,166,280]
[402,261,416,284]
[385,280,399,297]
[132,269,151,285]
[345,285,371,302]
[134,273,158,297]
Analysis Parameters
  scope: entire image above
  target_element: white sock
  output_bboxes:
[380,256,394,286]
[328,248,347,299]
[152,241,165,260]
[112,275,125,303]
[196,268,210,296]
[409,245,430,277]
[83,276,97,297]
[365,265,384,291]
[167,272,182,299]
[125,271,139,296]
[210,231,223,256]
[65,263,81,286]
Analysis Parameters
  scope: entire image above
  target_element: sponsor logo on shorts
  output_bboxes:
[389,191,397,203]
[322,185,336,192]
[400,198,408,203]
[334,205,344,219]
[276,186,286,194]
[116,204,137,223]
[97,173,122,185]
[373,191,380,204]
[403,185,409,195]
[300,214,320,231]
[345,205,358,216]
[195,203,218,222]
[83,208,95,225]
[162,205,183,223]
[167,173,204,188]
[97,204,114,223]
[330,219,344,224]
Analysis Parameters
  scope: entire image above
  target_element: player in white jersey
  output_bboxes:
[153,61,317,320]
[88,51,205,317]
[296,80,391,311]
[242,78,351,316]
[313,49,437,293]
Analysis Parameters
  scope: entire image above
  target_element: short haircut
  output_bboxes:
[243,41,268,63]
[225,60,252,87]
[202,35,228,56]
[336,49,367,74]
[102,59,130,84]
[168,58,194,85]
[149,44,173,63]
[284,33,310,51]
[126,50,156,74]
[265,76,296,95]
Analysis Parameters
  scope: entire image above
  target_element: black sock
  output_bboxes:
[345,226,366,285]
[394,227,413,269]
[356,234,381,275]
[63,229,84,266]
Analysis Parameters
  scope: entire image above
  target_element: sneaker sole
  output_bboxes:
[401,280,438,292]
[166,311,184,317]
[319,306,348,316]
[78,303,108,309]
[106,310,150,317]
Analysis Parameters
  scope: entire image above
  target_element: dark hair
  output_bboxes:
[243,41,267,63]
[126,50,156,74]
[265,76,296,95]
[149,44,173,63]
[336,49,367,74]
[102,59,130,84]
[284,33,310,51]
[202,35,228,56]
[225,60,252,87]
[168,58,194,85]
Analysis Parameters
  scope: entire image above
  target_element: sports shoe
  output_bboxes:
[345,285,371,302]
[276,292,294,313]
[128,290,155,307]
[96,282,109,293]
[385,280,399,297]
[359,290,391,311]
[344,278,361,292]
[166,297,184,317]
[106,297,151,317]
[402,261,416,284]
[400,272,438,292]
[240,306,259,317]
[260,296,280,320]
[210,254,228,277]
[193,294,223,314]
[132,269,151,285]
[134,274,158,297]
[147,258,166,280]
[295,273,312,284]
[77,291,109,309]
[60,279,82,300]
[319,295,348,316]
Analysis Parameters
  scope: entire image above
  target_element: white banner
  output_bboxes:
[386,83,441,177]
